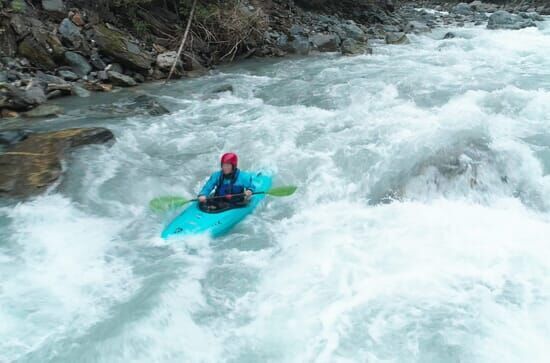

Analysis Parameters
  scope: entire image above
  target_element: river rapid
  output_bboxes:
[1,20,550,363]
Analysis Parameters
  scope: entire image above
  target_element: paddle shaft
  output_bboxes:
[194,191,265,203]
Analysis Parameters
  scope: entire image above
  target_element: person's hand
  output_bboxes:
[198,195,207,203]
[244,190,253,198]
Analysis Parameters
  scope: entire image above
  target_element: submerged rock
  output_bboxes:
[405,21,431,33]
[487,10,536,30]
[0,127,115,198]
[21,104,63,118]
[0,129,30,146]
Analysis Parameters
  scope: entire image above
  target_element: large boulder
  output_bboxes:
[90,24,153,72]
[339,21,367,42]
[341,38,363,55]
[290,37,311,55]
[311,33,340,52]
[58,18,83,48]
[0,82,46,111]
[487,10,536,30]
[18,35,57,70]
[64,51,92,76]
[0,128,114,198]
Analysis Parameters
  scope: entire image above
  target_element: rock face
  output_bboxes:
[0,128,114,198]
[91,24,153,72]
[487,10,537,30]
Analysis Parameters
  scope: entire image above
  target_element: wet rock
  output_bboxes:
[520,12,544,22]
[451,3,473,16]
[58,18,83,49]
[0,71,7,83]
[0,82,45,111]
[107,71,137,87]
[405,21,431,34]
[212,84,234,94]
[18,35,57,70]
[289,37,311,55]
[89,51,106,70]
[21,104,63,118]
[339,21,366,42]
[97,70,108,81]
[385,32,410,45]
[0,18,18,58]
[57,69,80,81]
[0,129,30,146]
[443,32,456,39]
[132,95,169,116]
[0,128,115,198]
[72,85,90,97]
[156,51,180,71]
[311,33,340,52]
[133,73,145,83]
[341,38,363,55]
[106,63,123,74]
[42,0,65,13]
[1,109,19,118]
[64,51,92,76]
[91,24,153,72]
[487,10,536,30]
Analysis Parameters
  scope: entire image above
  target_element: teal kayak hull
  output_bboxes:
[161,171,272,239]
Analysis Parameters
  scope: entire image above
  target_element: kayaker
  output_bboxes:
[198,153,255,211]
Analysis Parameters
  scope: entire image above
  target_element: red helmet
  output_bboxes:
[220,152,238,168]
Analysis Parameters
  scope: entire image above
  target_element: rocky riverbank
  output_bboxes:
[1,0,547,198]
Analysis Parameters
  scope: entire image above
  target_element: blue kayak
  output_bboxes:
[161,171,272,239]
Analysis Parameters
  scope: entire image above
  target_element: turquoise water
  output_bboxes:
[1,21,550,362]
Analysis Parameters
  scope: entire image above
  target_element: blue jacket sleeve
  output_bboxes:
[240,171,255,192]
[198,172,219,197]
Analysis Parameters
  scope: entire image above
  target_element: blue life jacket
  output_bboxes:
[215,169,245,197]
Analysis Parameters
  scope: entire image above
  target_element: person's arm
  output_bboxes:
[198,172,218,199]
[242,172,255,197]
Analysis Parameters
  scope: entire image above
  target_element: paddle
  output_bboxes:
[149,186,297,212]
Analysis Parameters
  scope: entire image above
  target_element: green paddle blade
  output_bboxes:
[266,186,297,197]
[149,196,190,212]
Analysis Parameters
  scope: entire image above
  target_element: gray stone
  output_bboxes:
[57,69,80,81]
[97,70,108,81]
[290,24,307,37]
[451,3,473,16]
[132,95,169,116]
[341,38,363,55]
[385,32,410,45]
[487,10,536,30]
[90,52,106,70]
[133,73,145,83]
[405,21,431,34]
[212,84,234,93]
[107,71,137,87]
[290,37,311,55]
[0,71,7,83]
[156,51,180,71]
[443,32,456,39]
[64,51,92,76]
[311,33,340,52]
[42,0,65,12]
[106,63,124,74]
[340,21,366,42]
[0,129,30,146]
[72,85,90,97]
[58,18,83,48]
[22,104,63,118]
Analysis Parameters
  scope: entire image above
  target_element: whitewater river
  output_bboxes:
[2,21,550,363]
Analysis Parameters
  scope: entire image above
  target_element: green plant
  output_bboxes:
[10,0,26,13]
